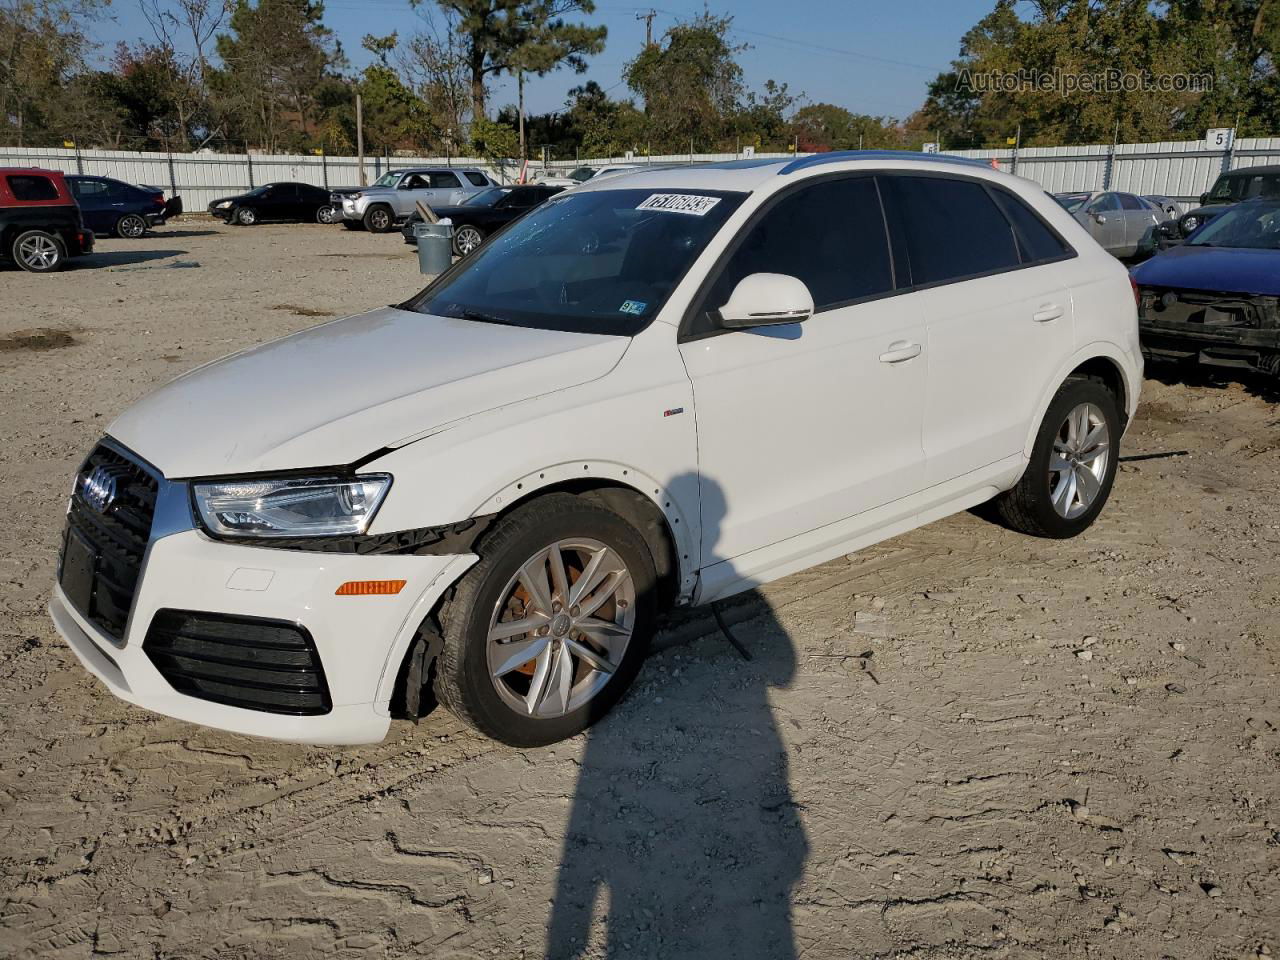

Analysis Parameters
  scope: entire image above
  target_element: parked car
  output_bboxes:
[1132,198,1280,377]
[1053,192,1091,213]
[337,167,494,233]
[1070,191,1165,258]
[66,175,182,238]
[1,167,94,273]
[1143,195,1184,219]
[50,152,1140,746]
[401,184,564,255]
[1172,164,1280,240]
[208,182,338,226]
[539,163,639,188]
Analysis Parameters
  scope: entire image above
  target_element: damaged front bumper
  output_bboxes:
[1138,287,1280,375]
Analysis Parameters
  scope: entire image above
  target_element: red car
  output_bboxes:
[0,168,94,273]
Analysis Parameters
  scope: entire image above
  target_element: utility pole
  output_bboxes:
[518,71,526,162]
[356,93,366,186]
[636,9,656,47]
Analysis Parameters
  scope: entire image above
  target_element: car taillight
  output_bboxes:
[153,194,165,205]
[1130,276,1140,307]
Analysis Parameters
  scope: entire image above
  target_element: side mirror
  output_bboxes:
[1199,192,1209,205]
[717,273,814,329]
[1092,212,1107,224]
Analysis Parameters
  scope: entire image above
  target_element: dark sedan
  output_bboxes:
[401,184,563,255]
[208,182,339,226]
[1132,199,1280,377]
[66,175,181,238]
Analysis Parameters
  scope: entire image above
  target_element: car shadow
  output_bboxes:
[145,229,220,239]
[1145,359,1280,404]
[546,473,807,959]
[74,250,191,269]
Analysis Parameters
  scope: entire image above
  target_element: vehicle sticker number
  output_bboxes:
[636,194,722,216]
[619,300,647,315]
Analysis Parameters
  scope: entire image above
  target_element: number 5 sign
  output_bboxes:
[1206,128,1235,150]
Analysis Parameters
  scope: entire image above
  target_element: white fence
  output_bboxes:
[2,136,1279,210]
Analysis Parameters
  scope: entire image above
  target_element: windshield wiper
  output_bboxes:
[460,309,515,326]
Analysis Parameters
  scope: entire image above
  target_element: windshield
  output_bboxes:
[1055,193,1089,213]
[372,171,401,188]
[567,166,596,182]
[463,186,511,207]
[410,187,747,335]
[1186,203,1280,249]
[1208,173,1280,203]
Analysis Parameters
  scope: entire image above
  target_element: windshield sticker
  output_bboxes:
[636,193,722,216]
[619,300,647,315]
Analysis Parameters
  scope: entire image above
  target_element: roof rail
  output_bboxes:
[778,150,992,176]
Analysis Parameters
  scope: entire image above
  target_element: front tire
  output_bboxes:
[994,377,1120,538]
[234,206,257,226]
[12,230,66,273]
[434,494,657,747]
[116,214,147,239]
[363,205,394,233]
[453,224,484,256]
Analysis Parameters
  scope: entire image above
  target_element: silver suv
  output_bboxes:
[336,167,493,233]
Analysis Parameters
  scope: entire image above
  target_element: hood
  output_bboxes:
[328,185,363,195]
[108,307,629,478]
[1131,243,1280,296]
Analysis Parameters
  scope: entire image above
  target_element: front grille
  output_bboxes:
[59,443,159,643]
[143,610,332,715]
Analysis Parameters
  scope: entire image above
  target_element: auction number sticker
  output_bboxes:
[637,194,722,216]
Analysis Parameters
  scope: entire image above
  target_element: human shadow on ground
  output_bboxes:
[546,473,807,959]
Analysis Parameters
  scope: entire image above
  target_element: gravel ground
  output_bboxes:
[1,222,1278,960]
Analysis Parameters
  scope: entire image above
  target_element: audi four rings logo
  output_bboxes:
[80,466,117,514]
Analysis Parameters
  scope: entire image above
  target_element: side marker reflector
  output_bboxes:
[335,579,407,596]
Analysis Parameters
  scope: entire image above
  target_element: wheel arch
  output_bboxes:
[1023,344,1138,460]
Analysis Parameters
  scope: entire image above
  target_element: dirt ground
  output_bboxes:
[1,222,1278,960]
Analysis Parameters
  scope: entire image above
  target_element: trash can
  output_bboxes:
[414,222,453,277]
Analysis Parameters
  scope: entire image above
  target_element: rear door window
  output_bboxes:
[465,171,488,187]
[8,175,59,201]
[430,171,462,189]
[882,175,1020,285]
[1118,193,1144,210]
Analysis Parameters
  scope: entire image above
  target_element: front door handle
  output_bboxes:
[879,340,922,364]
[1033,304,1064,323]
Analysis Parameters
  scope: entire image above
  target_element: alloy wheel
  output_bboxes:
[118,215,146,239]
[456,226,482,254]
[317,205,339,224]
[237,207,256,225]
[1049,402,1111,519]
[486,538,635,719]
[369,209,390,230]
[17,234,60,271]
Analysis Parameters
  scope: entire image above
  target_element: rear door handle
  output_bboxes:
[879,340,922,364]
[1033,304,1064,323]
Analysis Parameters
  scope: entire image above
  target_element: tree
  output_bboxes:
[419,0,606,121]
[789,103,903,152]
[0,0,110,145]
[625,11,745,151]
[212,0,345,150]
[733,79,795,150]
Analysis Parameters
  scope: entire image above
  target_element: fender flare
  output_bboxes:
[1022,341,1140,459]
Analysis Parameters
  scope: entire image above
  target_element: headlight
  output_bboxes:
[193,474,391,538]
[216,200,232,208]
[348,192,362,200]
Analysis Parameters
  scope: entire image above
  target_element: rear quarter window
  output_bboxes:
[8,175,60,201]
[465,171,489,187]
[990,189,1072,263]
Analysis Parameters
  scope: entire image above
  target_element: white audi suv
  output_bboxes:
[51,152,1142,746]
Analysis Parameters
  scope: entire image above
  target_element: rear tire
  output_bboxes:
[316,205,340,224]
[12,229,66,273]
[116,214,147,239]
[993,377,1120,538]
[453,224,485,256]
[434,494,657,747]
[363,205,394,233]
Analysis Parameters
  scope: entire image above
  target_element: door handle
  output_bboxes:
[879,340,922,363]
[1033,304,1064,323]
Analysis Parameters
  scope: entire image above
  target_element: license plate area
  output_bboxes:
[59,527,97,620]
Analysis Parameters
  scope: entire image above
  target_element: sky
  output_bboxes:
[97,0,1007,122]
